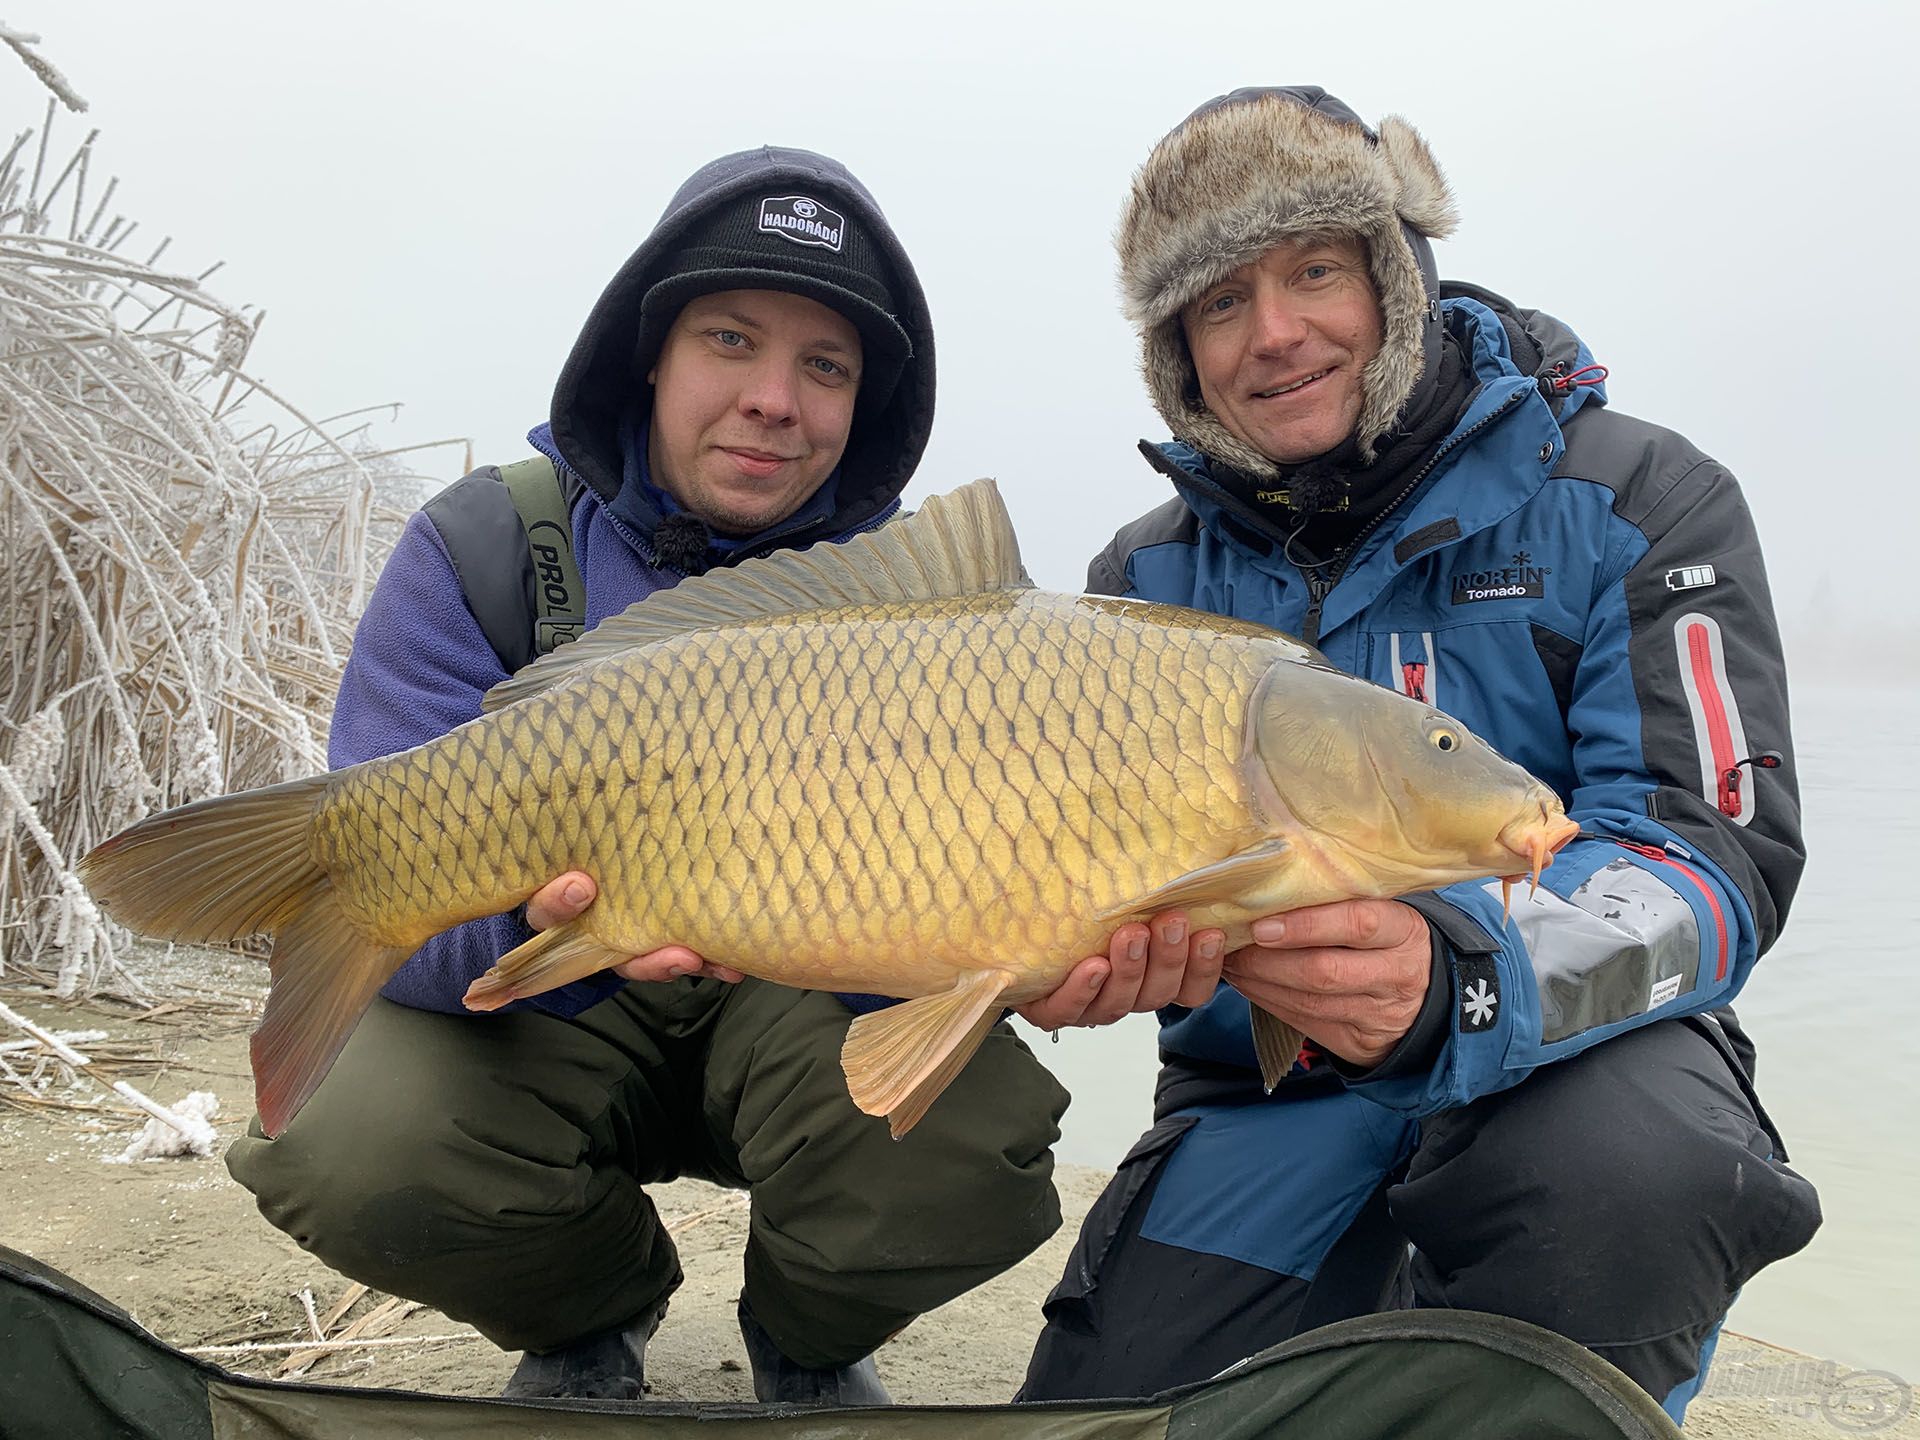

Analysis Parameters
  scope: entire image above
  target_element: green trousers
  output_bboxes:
[226,981,1068,1368]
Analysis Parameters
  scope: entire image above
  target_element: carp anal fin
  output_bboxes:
[1250,1009,1307,1094]
[462,918,629,1012]
[251,893,411,1138]
[842,967,1016,1140]
[482,478,1030,713]
[1094,839,1292,924]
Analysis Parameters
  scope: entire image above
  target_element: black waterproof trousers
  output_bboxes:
[1019,1013,1820,1419]
[228,981,1068,1370]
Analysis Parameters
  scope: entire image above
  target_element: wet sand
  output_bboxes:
[0,990,1909,1435]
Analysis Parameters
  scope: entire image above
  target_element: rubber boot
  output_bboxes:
[500,1298,668,1401]
[736,1296,891,1406]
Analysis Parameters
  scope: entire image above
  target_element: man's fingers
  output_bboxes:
[1080,922,1150,1026]
[1233,945,1384,997]
[525,871,596,931]
[614,945,714,984]
[1172,928,1227,1009]
[1224,944,1418,1001]
[1015,956,1110,1030]
[1134,911,1195,1012]
[1249,899,1419,951]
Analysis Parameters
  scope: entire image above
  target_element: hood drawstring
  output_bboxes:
[1537,362,1609,399]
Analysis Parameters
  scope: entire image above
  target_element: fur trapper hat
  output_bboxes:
[1118,86,1458,473]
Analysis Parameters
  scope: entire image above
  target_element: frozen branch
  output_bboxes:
[0,101,452,1000]
[1,25,88,113]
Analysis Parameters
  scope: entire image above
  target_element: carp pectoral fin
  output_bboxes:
[252,897,410,1139]
[1250,1008,1306,1094]
[462,920,627,1012]
[1095,839,1293,925]
[842,968,1016,1140]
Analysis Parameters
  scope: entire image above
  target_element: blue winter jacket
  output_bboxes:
[326,146,934,1018]
[1094,289,1803,1119]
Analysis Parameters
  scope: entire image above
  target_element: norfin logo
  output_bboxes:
[758,196,844,251]
[1451,552,1551,605]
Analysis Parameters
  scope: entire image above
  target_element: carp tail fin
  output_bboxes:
[77,776,331,942]
[841,967,1014,1140]
[76,776,411,1138]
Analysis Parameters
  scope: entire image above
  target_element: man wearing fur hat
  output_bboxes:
[1016,87,1820,1423]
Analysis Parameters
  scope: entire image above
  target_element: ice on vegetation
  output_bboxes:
[0,56,451,1001]
[104,1090,219,1163]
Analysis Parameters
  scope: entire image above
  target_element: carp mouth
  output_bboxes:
[1496,799,1580,920]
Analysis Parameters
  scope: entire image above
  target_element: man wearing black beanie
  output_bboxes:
[226,146,1069,1406]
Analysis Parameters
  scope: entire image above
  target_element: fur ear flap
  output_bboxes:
[1378,116,1459,240]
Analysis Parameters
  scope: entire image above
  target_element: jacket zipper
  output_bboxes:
[1299,387,1532,644]
[1139,383,1534,644]
[1684,620,1743,817]
[1616,839,1729,982]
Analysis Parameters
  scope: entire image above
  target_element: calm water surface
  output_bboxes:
[1038,680,1918,1377]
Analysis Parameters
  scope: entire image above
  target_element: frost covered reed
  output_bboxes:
[0,47,449,998]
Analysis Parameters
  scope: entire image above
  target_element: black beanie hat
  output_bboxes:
[632,190,914,415]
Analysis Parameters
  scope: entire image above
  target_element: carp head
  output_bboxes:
[1243,659,1579,900]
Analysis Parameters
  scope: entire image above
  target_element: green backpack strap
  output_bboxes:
[498,456,586,657]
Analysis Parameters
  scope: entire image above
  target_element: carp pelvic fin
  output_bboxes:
[842,968,1016,1140]
[1250,1008,1307,1094]
[1095,839,1292,925]
[462,918,628,1012]
[481,478,1032,713]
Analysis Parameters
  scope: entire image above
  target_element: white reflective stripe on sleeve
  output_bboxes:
[1423,631,1438,712]
[1486,857,1701,1044]
[1673,610,1754,827]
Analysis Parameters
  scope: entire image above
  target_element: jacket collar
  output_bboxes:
[1142,294,1602,635]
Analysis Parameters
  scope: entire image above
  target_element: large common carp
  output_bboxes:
[81,480,1575,1139]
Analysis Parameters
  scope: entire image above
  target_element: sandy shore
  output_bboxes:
[0,988,1909,1437]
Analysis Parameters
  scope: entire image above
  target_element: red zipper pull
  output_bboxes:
[1718,751,1783,818]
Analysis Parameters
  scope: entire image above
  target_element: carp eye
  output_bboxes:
[1430,728,1459,752]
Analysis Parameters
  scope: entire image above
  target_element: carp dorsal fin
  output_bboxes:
[481,477,1030,713]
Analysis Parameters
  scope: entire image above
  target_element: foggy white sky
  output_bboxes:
[22,1,1920,619]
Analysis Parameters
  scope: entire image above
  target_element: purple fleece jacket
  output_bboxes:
[327,431,702,1016]
[331,428,905,1019]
